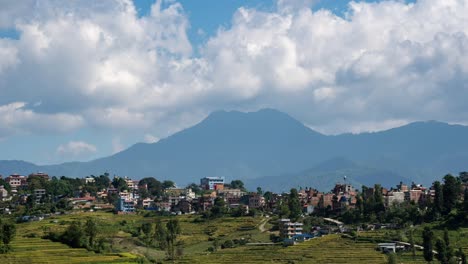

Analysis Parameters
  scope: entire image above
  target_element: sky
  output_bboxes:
[0,0,467,164]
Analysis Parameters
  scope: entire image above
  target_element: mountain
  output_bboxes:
[1,109,468,191]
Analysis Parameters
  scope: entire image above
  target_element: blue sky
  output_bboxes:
[0,0,466,165]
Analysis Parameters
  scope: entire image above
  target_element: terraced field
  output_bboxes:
[176,234,387,263]
[0,237,137,264]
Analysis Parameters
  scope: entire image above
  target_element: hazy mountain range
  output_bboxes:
[1,109,467,192]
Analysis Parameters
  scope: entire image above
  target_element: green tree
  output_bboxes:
[111,177,128,192]
[61,221,85,248]
[288,188,302,221]
[373,184,385,213]
[154,219,168,250]
[166,219,181,260]
[162,180,175,190]
[139,177,163,197]
[387,253,397,264]
[442,174,461,214]
[210,197,227,218]
[140,222,154,251]
[409,228,416,260]
[435,238,448,264]
[433,181,444,216]
[0,219,16,253]
[422,227,434,263]
[84,218,98,248]
[230,180,246,191]
[256,187,263,195]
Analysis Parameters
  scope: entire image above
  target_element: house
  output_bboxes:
[200,177,225,190]
[141,198,155,209]
[385,191,405,207]
[0,185,9,201]
[34,189,46,203]
[84,176,95,184]
[116,197,136,214]
[248,194,265,209]
[6,174,27,189]
[29,172,50,181]
[278,219,303,239]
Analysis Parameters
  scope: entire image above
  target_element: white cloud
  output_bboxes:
[56,141,97,157]
[1,0,468,141]
[0,102,84,138]
[144,134,159,143]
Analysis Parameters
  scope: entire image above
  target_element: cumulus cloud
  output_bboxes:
[144,134,159,143]
[1,0,468,143]
[0,102,84,138]
[56,141,97,158]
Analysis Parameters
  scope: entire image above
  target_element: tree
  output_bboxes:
[140,222,154,252]
[433,181,444,216]
[154,219,168,250]
[84,218,98,248]
[111,177,128,192]
[288,188,302,221]
[422,227,434,263]
[442,174,461,213]
[230,180,246,191]
[210,197,227,218]
[0,219,16,253]
[459,172,468,183]
[61,221,85,248]
[138,177,163,198]
[435,238,448,264]
[373,184,385,213]
[162,180,175,190]
[409,228,416,260]
[256,187,263,195]
[166,219,181,260]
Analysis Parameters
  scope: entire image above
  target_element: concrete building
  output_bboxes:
[116,197,136,214]
[34,189,46,203]
[0,185,8,201]
[278,219,303,239]
[6,174,27,189]
[29,172,50,181]
[200,177,225,190]
[386,191,405,207]
[248,194,265,209]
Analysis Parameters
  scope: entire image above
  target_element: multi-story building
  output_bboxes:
[200,177,225,190]
[28,172,50,181]
[249,193,265,209]
[34,189,46,203]
[116,197,136,214]
[278,219,303,239]
[385,191,405,207]
[6,174,27,189]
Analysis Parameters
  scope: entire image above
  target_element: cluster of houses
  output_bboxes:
[0,172,464,218]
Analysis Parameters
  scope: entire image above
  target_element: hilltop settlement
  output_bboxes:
[0,171,467,263]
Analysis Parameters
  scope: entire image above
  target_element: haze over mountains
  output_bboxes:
[1,109,467,192]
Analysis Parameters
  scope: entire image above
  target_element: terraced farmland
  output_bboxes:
[176,234,387,263]
[0,236,137,264]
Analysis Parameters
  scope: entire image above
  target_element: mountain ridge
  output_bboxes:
[1,109,467,191]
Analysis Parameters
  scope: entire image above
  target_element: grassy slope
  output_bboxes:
[4,211,458,263]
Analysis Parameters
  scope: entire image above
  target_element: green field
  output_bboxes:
[2,211,457,263]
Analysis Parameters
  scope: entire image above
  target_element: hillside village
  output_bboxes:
[1,172,467,226]
[0,170,467,263]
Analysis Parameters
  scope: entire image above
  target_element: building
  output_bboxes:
[248,194,265,209]
[84,176,95,184]
[6,174,27,189]
[28,172,50,181]
[0,185,8,201]
[385,191,405,207]
[116,197,136,214]
[278,219,303,239]
[200,177,225,190]
[34,189,46,203]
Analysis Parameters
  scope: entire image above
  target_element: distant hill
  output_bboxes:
[1,109,467,191]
